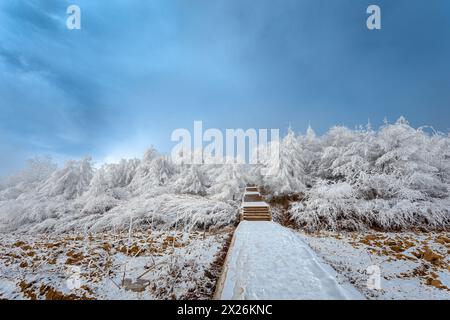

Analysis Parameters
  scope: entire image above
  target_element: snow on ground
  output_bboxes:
[298,230,450,299]
[242,201,269,208]
[0,227,233,300]
[219,221,364,299]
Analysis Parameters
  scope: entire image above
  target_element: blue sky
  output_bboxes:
[1,0,450,175]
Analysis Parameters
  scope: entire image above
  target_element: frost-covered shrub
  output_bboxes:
[0,156,57,200]
[1,117,449,233]
[174,165,209,196]
[288,117,450,231]
[8,156,57,186]
[79,194,120,215]
[0,195,76,233]
[88,159,139,196]
[76,194,237,233]
[355,173,404,200]
[130,148,175,192]
[208,164,248,201]
[289,182,366,231]
[407,172,447,199]
[39,157,94,199]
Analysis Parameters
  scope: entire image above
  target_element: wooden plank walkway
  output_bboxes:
[214,186,271,299]
[241,186,272,221]
[214,187,364,300]
[215,221,365,300]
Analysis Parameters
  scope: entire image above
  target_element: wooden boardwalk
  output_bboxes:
[214,186,272,299]
[215,221,364,300]
[214,187,363,300]
[241,186,272,221]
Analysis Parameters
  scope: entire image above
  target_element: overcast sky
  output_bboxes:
[1,0,450,175]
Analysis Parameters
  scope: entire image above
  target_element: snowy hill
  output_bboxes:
[0,117,449,233]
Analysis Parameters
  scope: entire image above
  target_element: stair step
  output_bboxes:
[242,216,272,221]
[243,211,270,214]
[243,207,269,209]
[243,215,270,217]
[244,195,263,202]
[241,186,272,221]
[243,206,269,209]
[242,213,271,217]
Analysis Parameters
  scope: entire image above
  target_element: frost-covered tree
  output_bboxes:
[1,156,57,187]
[290,117,450,231]
[209,164,247,201]
[131,147,175,192]
[39,157,94,199]
[174,165,208,196]
[263,128,306,195]
[318,126,365,180]
[372,117,447,199]
[298,126,321,186]
[21,156,58,184]
[88,159,140,196]
[430,133,450,184]
[148,157,174,186]
[0,156,57,199]
[1,117,449,233]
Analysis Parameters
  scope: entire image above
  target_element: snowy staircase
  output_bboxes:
[241,187,272,221]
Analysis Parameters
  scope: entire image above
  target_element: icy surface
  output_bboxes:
[220,221,364,299]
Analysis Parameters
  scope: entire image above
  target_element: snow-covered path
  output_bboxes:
[219,221,364,300]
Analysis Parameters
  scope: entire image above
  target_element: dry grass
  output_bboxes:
[313,230,450,292]
[0,227,233,300]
